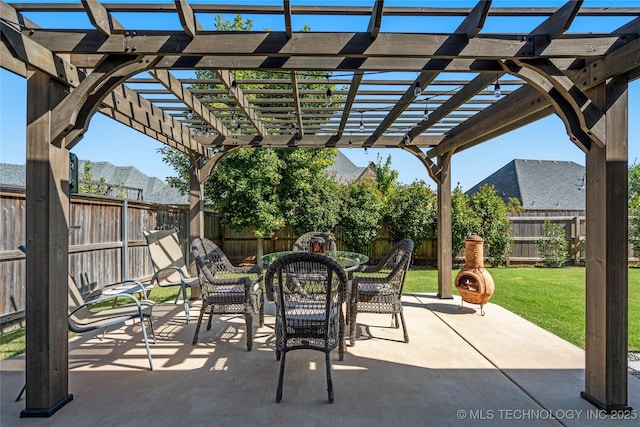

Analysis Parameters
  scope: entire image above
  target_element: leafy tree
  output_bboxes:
[536,220,568,267]
[375,153,399,199]
[451,185,481,261]
[208,148,284,238]
[338,178,385,253]
[469,184,512,266]
[278,148,341,235]
[387,180,436,249]
[629,160,640,199]
[630,194,640,252]
[505,197,525,214]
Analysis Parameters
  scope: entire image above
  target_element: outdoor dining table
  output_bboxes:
[259,250,368,272]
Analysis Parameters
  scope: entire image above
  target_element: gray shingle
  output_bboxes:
[326,150,370,184]
[0,164,27,188]
[0,161,187,205]
[466,159,585,211]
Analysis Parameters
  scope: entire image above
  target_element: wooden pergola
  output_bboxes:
[1,0,638,417]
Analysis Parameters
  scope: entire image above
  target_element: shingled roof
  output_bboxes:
[326,150,376,184]
[0,162,187,205]
[466,159,585,211]
[82,161,187,205]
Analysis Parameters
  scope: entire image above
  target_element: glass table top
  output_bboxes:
[259,250,368,269]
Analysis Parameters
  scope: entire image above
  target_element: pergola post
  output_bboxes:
[581,75,631,411]
[188,156,205,298]
[437,153,453,299]
[22,69,73,417]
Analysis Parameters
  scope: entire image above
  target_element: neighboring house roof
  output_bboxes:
[327,150,376,184]
[466,159,585,211]
[82,161,186,205]
[0,162,187,205]
[0,163,27,188]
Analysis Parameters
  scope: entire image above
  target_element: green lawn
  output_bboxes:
[2,267,639,359]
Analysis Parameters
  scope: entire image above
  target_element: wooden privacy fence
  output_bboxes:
[0,188,436,329]
[4,188,636,329]
[507,214,586,265]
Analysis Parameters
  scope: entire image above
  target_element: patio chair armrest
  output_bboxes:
[100,280,151,299]
[354,253,411,281]
[208,277,249,287]
[228,264,263,278]
[352,274,397,285]
[84,288,103,301]
[353,261,386,274]
[151,266,186,283]
[69,292,149,317]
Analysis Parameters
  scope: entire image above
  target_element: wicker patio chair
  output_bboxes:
[190,237,264,350]
[144,230,199,323]
[265,252,347,403]
[292,231,337,252]
[68,276,156,370]
[349,238,414,346]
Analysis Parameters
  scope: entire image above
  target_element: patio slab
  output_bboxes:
[1,294,638,426]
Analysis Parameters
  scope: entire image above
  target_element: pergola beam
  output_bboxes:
[364,71,439,147]
[25,31,634,59]
[432,37,639,158]
[401,1,494,143]
[193,134,442,148]
[8,2,640,17]
[507,58,605,149]
[456,0,491,38]
[51,54,155,149]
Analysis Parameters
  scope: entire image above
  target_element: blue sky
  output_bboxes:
[1,0,639,191]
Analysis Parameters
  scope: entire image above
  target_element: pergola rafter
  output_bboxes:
[1,0,638,419]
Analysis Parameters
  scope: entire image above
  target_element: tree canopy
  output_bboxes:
[386,180,437,249]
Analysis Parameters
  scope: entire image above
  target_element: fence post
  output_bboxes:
[573,215,580,266]
[121,199,128,280]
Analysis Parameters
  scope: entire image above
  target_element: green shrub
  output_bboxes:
[338,178,385,253]
[387,180,437,247]
[536,220,568,267]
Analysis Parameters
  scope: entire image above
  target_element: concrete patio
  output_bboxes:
[2,294,639,426]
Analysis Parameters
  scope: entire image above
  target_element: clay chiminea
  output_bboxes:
[455,234,495,315]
